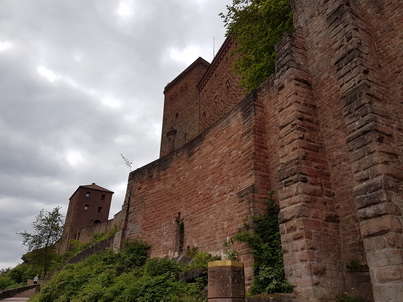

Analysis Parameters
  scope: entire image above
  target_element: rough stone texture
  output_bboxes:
[208,260,245,301]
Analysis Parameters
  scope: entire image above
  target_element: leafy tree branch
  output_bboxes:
[220,0,293,92]
[18,207,64,276]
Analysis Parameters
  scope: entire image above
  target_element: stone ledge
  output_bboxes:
[247,293,310,302]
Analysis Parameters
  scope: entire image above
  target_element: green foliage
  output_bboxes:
[225,191,292,294]
[117,239,150,269]
[346,259,369,272]
[56,226,119,267]
[220,0,293,92]
[22,245,61,277]
[30,239,207,302]
[144,258,180,278]
[58,239,92,264]
[185,246,200,257]
[0,263,37,290]
[180,248,221,277]
[336,292,370,302]
[191,251,221,269]
[223,240,239,261]
[92,225,118,242]
[9,264,36,284]
[0,275,14,290]
[18,207,64,252]
[18,207,64,276]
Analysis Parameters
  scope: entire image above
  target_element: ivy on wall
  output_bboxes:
[224,191,292,294]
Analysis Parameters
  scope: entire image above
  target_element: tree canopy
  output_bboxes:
[19,207,64,251]
[220,0,293,92]
[18,207,64,275]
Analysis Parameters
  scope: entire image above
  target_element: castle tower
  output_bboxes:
[63,183,113,242]
[160,57,210,157]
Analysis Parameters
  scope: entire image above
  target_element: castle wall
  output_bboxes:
[74,209,125,243]
[123,93,272,284]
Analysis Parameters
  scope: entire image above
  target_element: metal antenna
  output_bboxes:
[213,37,216,58]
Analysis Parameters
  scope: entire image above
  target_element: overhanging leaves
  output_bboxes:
[220,0,293,92]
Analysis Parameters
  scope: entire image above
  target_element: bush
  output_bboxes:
[144,258,180,278]
[0,264,37,290]
[30,239,210,302]
[119,239,150,268]
[0,275,14,290]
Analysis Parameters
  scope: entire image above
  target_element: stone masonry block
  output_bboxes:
[357,202,402,220]
[367,249,403,267]
[375,266,403,283]
[360,215,402,238]
[355,190,394,209]
[279,205,310,224]
[353,175,394,198]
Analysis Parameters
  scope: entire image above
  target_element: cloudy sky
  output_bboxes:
[0,0,232,270]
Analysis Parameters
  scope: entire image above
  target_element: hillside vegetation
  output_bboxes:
[29,241,218,302]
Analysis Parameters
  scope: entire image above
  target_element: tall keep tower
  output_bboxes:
[160,57,210,157]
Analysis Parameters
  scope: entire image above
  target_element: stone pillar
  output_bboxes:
[275,29,342,300]
[326,2,403,301]
[208,260,246,302]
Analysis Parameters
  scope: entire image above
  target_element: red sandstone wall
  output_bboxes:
[124,94,270,283]
[160,58,210,157]
[75,209,125,243]
[287,1,365,297]
[198,38,244,132]
[289,0,403,300]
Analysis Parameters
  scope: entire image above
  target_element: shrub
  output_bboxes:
[0,275,14,290]
[144,258,180,278]
[190,251,220,270]
[30,239,208,302]
[119,239,150,268]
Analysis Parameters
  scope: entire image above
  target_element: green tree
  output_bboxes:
[220,0,293,92]
[18,207,64,276]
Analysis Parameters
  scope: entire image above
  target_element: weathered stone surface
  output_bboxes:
[208,261,245,302]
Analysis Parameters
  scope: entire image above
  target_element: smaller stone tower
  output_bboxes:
[63,183,113,242]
